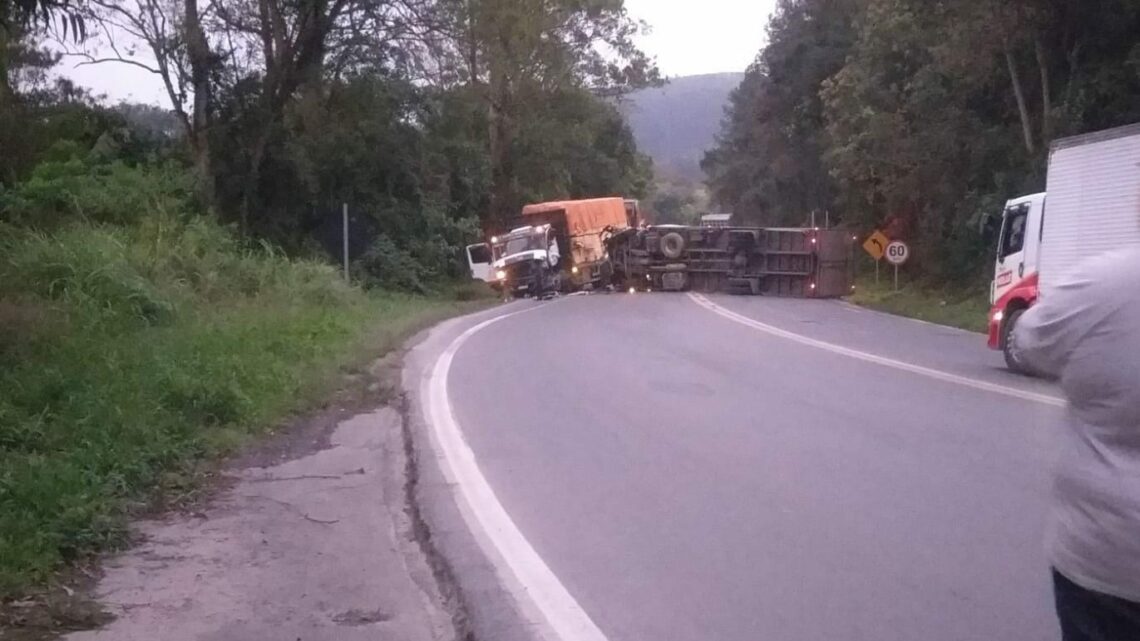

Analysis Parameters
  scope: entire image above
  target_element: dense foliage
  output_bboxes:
[704,0,1140,282]
[2,2,655,285]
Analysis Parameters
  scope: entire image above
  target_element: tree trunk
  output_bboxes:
[1062,41,1081,115]
[240,130,271,235]
[487,62,514,232]
[0,29,19,187]
[465,0,478,82]
[0,28,15,109]
[1005,45,1036,155]
[185,0,216,213]
[1035,35,1052,145]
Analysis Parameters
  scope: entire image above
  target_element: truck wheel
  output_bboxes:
[660,232,686,259]
[1001,309,1032,375]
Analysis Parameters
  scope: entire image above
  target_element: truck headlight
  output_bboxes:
[571,266,579,274]
[496,270,507,281]
[992,309,1004,323]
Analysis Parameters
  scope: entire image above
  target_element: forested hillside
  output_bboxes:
[704,0,1140,283]
[624,73,743,180]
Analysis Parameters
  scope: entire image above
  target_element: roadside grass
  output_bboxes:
[848,275,990,333]
[0,219,493,599]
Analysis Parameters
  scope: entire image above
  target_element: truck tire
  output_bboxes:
[1001,308,1032,375]
[661,232,686,259]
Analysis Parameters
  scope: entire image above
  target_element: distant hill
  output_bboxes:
[622,72,744,181]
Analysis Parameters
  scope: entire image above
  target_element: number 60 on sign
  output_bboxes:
[885,241,910,266]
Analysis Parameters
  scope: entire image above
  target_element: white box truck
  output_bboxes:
[988,122,1140,372]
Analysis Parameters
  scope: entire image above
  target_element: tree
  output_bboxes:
[821,0,1140,280]
[1,1,85,141]
[62,0,216,210]
[36,0,658,257]
[0,0,86,41]
[709,0,1140,284]
[73,0,416,223]
[432,0,658,230]
[512,85,652,204]
[702,0,858,226]
[1,32,130,185]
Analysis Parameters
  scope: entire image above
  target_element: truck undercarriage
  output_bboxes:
[605,225,854,298]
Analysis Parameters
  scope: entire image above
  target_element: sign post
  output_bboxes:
[342,203,350,282]
[862,230,890,285]
[885,240,910,291]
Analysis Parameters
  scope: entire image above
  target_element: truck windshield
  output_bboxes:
[497,234,544,258]
[999,204,1030,260]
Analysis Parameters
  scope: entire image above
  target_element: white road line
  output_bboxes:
[688,293,1066,408]
[424,305,610,641]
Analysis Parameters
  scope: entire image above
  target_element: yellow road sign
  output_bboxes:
[863,230,889,261]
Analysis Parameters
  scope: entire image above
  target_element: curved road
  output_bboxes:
[419,293,1065,641]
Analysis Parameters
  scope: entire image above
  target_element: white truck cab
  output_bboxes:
[988,122,1140,373]
[466,224,561,297]
[466,225,557,285]
[987,193,1045,366]
[991,193,1045,304]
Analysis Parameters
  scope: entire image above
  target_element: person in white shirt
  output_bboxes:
[1013,246,1140,641]
[547,236,561,268]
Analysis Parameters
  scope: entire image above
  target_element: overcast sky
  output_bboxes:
[58,0,777,106]
[625,0,775,78]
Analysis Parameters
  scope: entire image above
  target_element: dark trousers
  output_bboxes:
[1054,570,1140,641]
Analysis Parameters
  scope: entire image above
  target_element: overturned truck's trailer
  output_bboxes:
[606,225,854,298]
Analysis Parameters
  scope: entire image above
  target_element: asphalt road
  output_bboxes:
[436,292,1066,641]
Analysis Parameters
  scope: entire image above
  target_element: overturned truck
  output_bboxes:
[604,225,854,298]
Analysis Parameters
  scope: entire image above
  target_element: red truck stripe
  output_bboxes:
[987,272,1039,349]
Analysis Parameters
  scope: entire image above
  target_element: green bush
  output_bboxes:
[0,158,194,228]
[1,225,178,328]
[351,203,481,293]
[409,205,482,281]
[353,234,435,293]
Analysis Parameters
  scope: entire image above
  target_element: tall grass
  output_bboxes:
[849,275,990,333]
[0,218,479,596]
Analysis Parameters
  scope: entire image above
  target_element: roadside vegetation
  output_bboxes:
[850,276,989,334]
[1,0,659,602]
[0,216,484,596]
[0,153,495,596]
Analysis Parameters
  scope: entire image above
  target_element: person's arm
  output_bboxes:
[548,239,560,266]
[1013,254,1113,377]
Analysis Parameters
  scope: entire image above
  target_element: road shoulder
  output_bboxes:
[58,371,455,641]
[401,301,551,641]
[17,313,511,641]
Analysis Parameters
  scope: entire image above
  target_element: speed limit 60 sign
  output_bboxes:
[885,241,910,266]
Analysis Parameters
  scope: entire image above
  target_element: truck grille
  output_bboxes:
[505,261,537,279]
